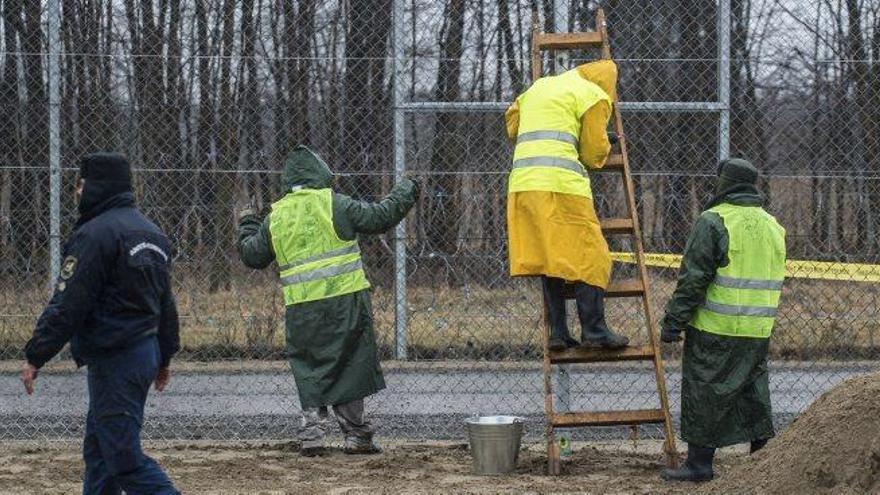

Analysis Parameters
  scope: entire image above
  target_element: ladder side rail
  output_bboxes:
[598,12,679,468]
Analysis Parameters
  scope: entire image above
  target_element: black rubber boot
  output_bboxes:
[542,277,578,351]
[661,445,715,482]
[574,283,629,349]
[750,438,769,454]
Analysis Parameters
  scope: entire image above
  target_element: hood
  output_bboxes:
[77,152,134,218]
[282,145,334,190]
[705,157,763,209]
[716,157,758,194]
[574,59,618,101]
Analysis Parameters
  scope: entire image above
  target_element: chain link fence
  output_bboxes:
[1,0,879,444]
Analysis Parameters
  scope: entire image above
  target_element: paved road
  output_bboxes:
[0,364,873,440]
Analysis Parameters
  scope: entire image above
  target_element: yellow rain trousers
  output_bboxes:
[506,60,617,289]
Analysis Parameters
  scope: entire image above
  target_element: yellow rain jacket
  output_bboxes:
[505,60,617,288]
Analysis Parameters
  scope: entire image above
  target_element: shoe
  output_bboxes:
[661,446,715,482]
[343,437,383,455]
[750,438,769,454]
[548,334,579,351]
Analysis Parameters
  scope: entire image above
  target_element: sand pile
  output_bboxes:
[706,372,880,495]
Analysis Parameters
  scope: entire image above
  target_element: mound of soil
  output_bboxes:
[707,372,880,495]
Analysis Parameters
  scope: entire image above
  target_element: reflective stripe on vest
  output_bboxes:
[269,188,371,306]
[713,275,784,291]
[511,156,585,175]
[278,244,361,272]
[690,203,786,338]
[516,130,579,147]
[281,259,364,287]
[508,69,610,198]
[703,300,778,318]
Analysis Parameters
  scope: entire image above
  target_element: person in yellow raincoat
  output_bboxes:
[505,60,628,351]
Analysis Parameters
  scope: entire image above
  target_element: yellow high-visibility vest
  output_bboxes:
[269,188,370,306]
[691,203,786,338]
[509,68,611,198]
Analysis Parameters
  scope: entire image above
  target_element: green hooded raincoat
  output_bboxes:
[238,146,417,409]
[661,184,777,448]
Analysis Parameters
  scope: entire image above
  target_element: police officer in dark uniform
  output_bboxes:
[21,153,180,494]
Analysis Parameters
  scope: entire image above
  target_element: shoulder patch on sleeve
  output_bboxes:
[60,256,78,280]
[129,242,169,261]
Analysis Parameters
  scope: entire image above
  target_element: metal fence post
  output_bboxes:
[392,0,408,360]
[550,3,573,431]
[48,0,62,286]
[717,0,731,161]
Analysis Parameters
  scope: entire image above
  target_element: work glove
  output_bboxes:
[660,327,683,343]
[607,131,620,146]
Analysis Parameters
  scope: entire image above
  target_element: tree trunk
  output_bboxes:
[343,0,392,192]
[844,0,871,254]
[17,0,47,274]
[426,0,466,262]
[290,0,315,148]
[0,0,21,277]
[729,0,767,165]
[496,0,524,95]
[208,0,239,293]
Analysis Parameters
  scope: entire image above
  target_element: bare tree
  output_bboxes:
[0,0,22,276]
[342,0,392,197]
[497,0,524,95]
[13,0,47,272]
[426,0,466,261]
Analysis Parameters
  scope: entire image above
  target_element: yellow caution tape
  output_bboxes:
[611,252,681,269]
[610,252,880,283]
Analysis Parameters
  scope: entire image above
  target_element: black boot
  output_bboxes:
[661,445,715,482]
[573,283,629,349]
[542,277,578,351]
[750,438,769,454]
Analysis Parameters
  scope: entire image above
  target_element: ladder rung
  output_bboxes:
[551,409,666,428]
[600,218,634,234]
[534,32,604,50]
[605,278,645,297]
[593,153,624,172]
[549,345,655,364]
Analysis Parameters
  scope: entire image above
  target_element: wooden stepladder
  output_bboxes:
[530,9,679,475]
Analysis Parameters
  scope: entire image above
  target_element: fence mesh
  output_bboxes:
[1,0,879,444]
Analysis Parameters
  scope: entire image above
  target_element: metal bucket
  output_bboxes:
[466,416,524,475]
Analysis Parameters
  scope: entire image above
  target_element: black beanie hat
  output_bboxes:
[80,152,132,188]
[717,158,758,192]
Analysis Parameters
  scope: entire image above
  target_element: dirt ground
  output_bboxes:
[9,365,880,495]
[0,440,743,494]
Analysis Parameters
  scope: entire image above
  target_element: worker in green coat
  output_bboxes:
[238,145,418,457]
[659,158,786,482]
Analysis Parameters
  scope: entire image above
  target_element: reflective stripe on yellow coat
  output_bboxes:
[505,60,617,288]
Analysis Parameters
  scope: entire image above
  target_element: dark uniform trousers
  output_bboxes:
[83,337,177,495]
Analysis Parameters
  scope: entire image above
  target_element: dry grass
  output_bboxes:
[1,270,878,361]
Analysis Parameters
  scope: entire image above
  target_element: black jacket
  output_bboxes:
[25,192,180,368]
